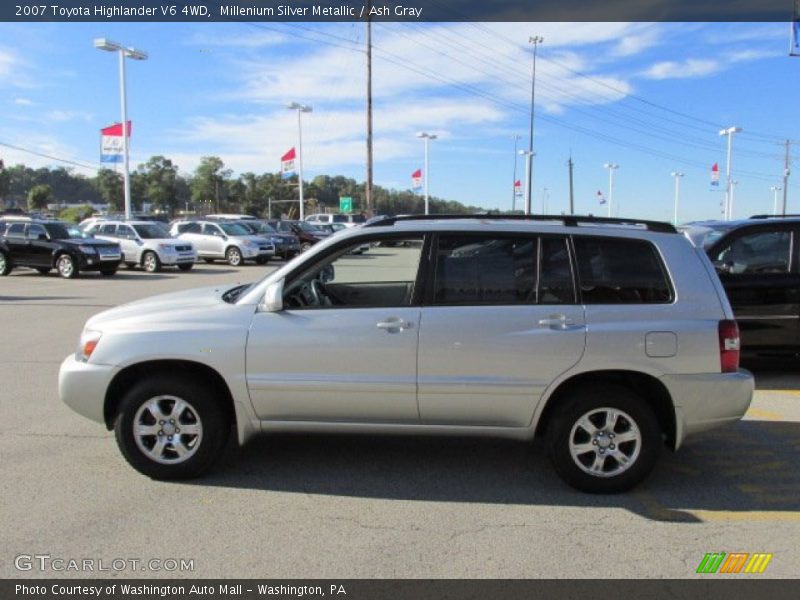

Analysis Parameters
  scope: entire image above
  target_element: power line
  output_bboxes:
[0,141,98,172]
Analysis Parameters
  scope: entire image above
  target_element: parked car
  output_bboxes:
[315,223,369,254]
[305,213,367,228]
[0,218,122,278]
[169,220,274,266]
[233,220,301,260]
[84,220,197,273]
[266,219,330,252]
[205,213,258,222]
[59,215,753,492]
[683,215,800,359]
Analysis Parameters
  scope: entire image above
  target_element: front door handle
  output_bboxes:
[376,318,413,333]
[538,314,574,330]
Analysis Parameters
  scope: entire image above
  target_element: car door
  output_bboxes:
[4,223,30,264]
[246,234,426,423]
[709,225,800,353]
[202,223,226,257]
[176,223,205,256]
[26,223,52,267]
[115,224,139,262]
[417,234,586,427]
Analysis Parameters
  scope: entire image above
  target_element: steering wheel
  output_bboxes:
[310,279,333,306]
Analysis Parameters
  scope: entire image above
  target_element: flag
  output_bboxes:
[711,162,720,186]
[100,121,131,163]
[792,0,800,56]
[597,190,606,205]
[281,147,296,180]
[514,180,522,197]
[411,168,422,191]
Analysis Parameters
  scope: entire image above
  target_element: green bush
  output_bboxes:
[59,204,95,223]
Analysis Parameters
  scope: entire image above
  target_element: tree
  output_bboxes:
[94,169,123,212]
[190,156,232,213]
[27,184,52,211]
[138,155,178,215]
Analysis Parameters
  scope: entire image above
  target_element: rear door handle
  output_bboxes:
[538,314,574,329]
[376,318,413,333]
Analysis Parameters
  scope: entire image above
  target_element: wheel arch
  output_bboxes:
[534,370,677,450]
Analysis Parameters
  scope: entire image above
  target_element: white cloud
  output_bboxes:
[44,110,94,123]
[641,59,721,80]
[13,97,34,106]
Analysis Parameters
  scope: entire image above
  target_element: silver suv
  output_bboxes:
[170,220,274,266]
[59,215,753,493]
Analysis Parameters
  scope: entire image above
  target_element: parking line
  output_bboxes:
[689,510,800,522]
[745,407,785,420]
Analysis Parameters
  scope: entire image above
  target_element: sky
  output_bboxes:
[0,20,798,223]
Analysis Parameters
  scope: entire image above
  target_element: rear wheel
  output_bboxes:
[35,267,51,275]
[547,384,662,493]
[177,263,193,272]
[142,251,161,273]
[226,246,243,266]
[114,375,230,479]
[56,254,78,279]
[0,251,12,276]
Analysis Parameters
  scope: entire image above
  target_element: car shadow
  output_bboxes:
[0,295,80,302]
[181,419,800,522]
[745,364,800,390]
[103,272,178,281]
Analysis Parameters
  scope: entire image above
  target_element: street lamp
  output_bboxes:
[287,102,312,220]
[94,37,147,220]
[770,185,783,216]
[519,150,535,214]
[730,180,739,219]
[719,126,742,221]
[417,132,437,215]
[526,35,543,217]
[671,171,684,225]
[512,134,521,212]
[603,163,619,218]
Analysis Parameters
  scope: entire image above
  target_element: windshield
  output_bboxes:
[252,222,278,234]
[219,222,251,236]
[46,223,87,240]
[133,223,171,239]
[296,221,325,233]
[684,225,735,248]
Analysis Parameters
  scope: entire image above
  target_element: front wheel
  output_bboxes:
[142,251,161,273]
[56,254,78,279]
[0,251,12,276]
[226,246,243,266]
[114,376,230,479]
[547,384,661,493]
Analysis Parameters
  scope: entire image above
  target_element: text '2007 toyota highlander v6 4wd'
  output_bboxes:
[59,215,753,493]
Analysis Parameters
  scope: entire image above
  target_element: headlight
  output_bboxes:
[158,244,176,252]
[76,329,102,362]
[245,240,258,248]
[78,245,96,254]
[270,237,282,244]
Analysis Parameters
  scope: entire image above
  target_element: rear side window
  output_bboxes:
[574,237,672,304]
[99,224,117,235]
[6,223,26,238]
[433,235,574,305]
[713,230,791,274]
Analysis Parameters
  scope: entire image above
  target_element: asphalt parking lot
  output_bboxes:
[1,263,799,578]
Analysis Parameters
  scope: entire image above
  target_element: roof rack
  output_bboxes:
[749,214,800,220]
[364,213,677,234]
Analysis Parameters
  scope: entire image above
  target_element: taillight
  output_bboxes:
[718,320,740,373]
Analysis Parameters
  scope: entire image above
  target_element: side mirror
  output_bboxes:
[260,279,284,313]
[38,234,48,241]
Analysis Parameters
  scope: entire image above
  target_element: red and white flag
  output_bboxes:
[514,179,522,197]
[281,147,296,180]
[412,168,422,190]
[710,162,720,186]
[100,121,131,163]
[597,190,606,205]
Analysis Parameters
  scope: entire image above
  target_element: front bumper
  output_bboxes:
[160,251,197,265]
[663,369,754,449]
[59,354,118,425]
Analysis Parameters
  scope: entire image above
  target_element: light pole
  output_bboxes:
[512,134,521,212]
[719,126,742,221]
[417,132,437,215]
[771,185,783,216]
[519,150,535,214]
[526,35,543,217]
[604,163,619,218]
[730,180,739,219]
[287,102,312,220]
[671,171,684,225]
[94,38,147,221]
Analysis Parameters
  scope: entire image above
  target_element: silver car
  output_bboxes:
[170,220,274,266]
[59,216,753,493]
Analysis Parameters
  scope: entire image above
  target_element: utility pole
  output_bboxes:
[567,154,574,214]
[604,163,619,218]
[719,126,742,221]
[512,134,520,212]
[526,36,543,215]
[365,13,373,218]
[771,186,782,216]
[782,139,791,215]
[671,171,684,226]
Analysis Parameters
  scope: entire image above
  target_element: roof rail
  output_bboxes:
[749,214,800,220]
[364,213,677,234]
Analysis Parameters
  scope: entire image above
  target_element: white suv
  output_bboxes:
[59,216,753,493]
[306,213,367,228]
[85,220,197,273]
[170,220,275,266]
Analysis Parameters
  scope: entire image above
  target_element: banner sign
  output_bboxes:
[411,168,422,191]
[100,121,131,164]
[281,147,296,180]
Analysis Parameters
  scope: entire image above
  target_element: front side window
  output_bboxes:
[284,237,424,309]
[133,223,170,239]
[178,222,201,234]
[218,222,250,236]
[202,223,223,236]
[117,225,136,239]
[432,235,574,306]
[574,237,672,304]
[713,230,792,275]
[27,224,46,240]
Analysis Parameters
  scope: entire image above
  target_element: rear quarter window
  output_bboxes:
[573,237,672,304]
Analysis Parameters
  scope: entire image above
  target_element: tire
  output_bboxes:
[113,375,230,480]
[100,267,117,277]
[35,267,51,275]
[177,263,194,272]
[142,251,161,273]
[56,254,78,279]
[300,242,312,253]
[255,256,269,265]
[226,246,243,266]
[0,251,12,276]
[546,384,662,493]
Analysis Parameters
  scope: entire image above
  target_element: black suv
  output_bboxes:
[0,219,122,278]
[684,215,800,358]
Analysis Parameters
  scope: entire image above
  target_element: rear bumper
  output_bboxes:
[662,369,754,449]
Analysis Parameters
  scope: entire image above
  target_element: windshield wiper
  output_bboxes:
[222,284,251,303]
